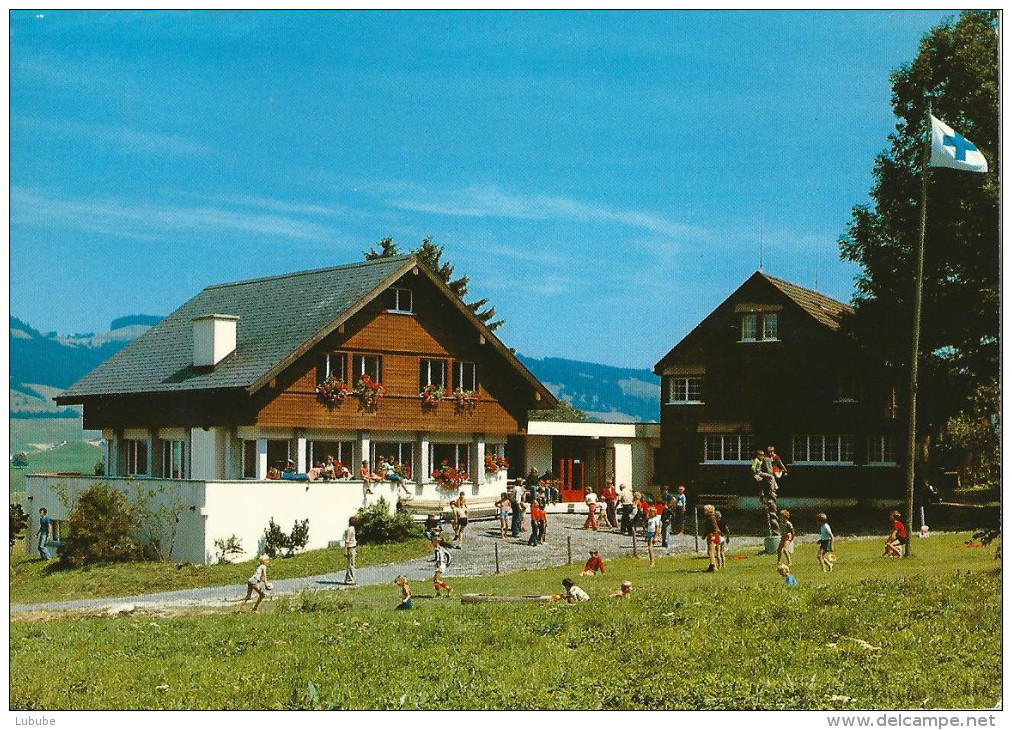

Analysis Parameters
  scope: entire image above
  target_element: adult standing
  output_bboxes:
[583,490,600,531]
[526,467,541,503]
[343,516,358,585]
[660,498,674,548]
[601,480,618,529]
[541,469,557,504]
[757,453,780,536]
[510,488,525,538]
[452,493,469,548]
[618,483,635,536]
[37,507,52,561]
[528,499,544,546]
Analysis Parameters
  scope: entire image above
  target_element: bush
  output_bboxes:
[11,452,29,469]
[59,484,142,567]
[94,460,105,476]
[262,518,310,559]
[213,534,244,564]
[9,504,29,550]
[355,498,419,543]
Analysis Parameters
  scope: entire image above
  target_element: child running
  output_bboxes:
[777,509,795,565]
[816,513,835,572]
[883,510,907,558]
[394,575,413,610]
[236,556,271,614]
[431,536,454,597]
[645,507,661,567]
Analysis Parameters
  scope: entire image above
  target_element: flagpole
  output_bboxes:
[904,102,932,557]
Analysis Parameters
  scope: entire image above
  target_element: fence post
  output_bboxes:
[567,535,572,565]
[495,542,500,574]
[632,530,637,558]
[694,507,699,553]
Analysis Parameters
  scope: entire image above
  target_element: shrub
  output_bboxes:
[9,504,29,550]
[262,518,310,559]
[213,534,245,564]
[11,452,29,469]
[94,460,105,476]
[355,498,419,543]
[59,484,142,567]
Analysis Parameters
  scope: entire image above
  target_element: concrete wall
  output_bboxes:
[26,475,208,564]
[524,435,553,474]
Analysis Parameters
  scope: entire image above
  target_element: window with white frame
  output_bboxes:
[267,439,292,471]
[867,436,898,465]
[702,434,753,463]
[124,439,149,476]
[316,352,348,383]
[309,441,355,470]
[453,361,477,392]
[740,312,779,342]
[161,440,185,479]
[419,359,447,390]
[668,376,703,403]
[430,443,472,476]
[372,442,414,479]
[352,354,382,383]
[385,287,413,313]
[792,435,855,464]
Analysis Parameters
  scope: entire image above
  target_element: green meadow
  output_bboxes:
[9,533,1000,710]
[9,439,103,499]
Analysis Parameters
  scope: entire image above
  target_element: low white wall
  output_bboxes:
[25,475,208,564]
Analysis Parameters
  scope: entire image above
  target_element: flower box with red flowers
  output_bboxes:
[431,460,470,489]
[419,383,445,407]
[353,375,384,410]
[484,453,509,475]
[315,375,349,406]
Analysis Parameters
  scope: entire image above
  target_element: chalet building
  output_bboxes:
[28,255,557,563]
[653,271,903,500]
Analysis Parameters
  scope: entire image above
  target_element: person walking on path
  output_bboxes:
[583,491,600,531]
[343,516,358,585]
[235,556,271,614]
[601,480,618,528]
[674,485,687,534]
[452,493,469,548]
[36,507,52,561]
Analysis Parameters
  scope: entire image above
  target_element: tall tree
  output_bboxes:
[365,236,504,330]
[838,10,999,428]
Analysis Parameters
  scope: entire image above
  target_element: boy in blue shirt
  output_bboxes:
[816,513,835,572]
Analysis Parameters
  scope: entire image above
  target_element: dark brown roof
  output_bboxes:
[57,254,555,406]
[759,272,853,330]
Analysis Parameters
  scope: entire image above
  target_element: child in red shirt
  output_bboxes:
[582,549,605,576]
[884,510,907,557]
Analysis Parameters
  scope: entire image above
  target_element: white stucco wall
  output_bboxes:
[525,435,553,474]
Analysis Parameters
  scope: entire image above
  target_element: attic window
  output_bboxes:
[740,312,778,342]
[385,287,413,314]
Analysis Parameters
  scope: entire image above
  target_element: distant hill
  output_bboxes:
[9,315,659,423]
[517,355,659,423]
[10,315,159,415]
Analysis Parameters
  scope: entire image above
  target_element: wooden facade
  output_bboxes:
[654,272,904,499]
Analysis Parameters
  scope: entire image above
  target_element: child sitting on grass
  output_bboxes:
[581,549,605,576]
[777,564,797,587]
[558,577,590,603]
[816,513,835,572]
[394,575,413,610]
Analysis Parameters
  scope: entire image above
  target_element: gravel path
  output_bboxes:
[10,515,814,615]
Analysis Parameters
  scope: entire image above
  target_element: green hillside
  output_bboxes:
[9,440,103,498]
[10,417,100,455]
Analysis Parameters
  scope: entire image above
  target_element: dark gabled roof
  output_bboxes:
[760,272,853,331]
[654,270,853,374]
[59,255,415,400]
[58,254,555,407]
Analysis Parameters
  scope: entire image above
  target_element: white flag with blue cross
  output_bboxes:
[929,115,988,173]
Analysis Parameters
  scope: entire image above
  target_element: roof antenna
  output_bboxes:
[758,215,764,272]
[814,255,820,292]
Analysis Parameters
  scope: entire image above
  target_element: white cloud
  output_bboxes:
[385,185,710,240]
[11,187,337,243]
[15,117,217,159]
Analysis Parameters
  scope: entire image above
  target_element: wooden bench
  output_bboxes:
[696,494,738,510]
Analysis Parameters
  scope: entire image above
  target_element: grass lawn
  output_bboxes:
[9,537,431,605]
[9,532,1000,710]
[9,440,103,497]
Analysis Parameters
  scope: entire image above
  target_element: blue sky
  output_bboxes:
[10,10,957,368]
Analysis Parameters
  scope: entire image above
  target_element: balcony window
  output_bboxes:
[791,435,855,465]
[453,361,477,392]
[124,439,149,476]
[317,352,348,383]
[702,434,753,463]
[352,354,382,383]
[867,436,898,466]
[372,442,414,479]
[431,443,472,476]
[419,359,447,390]
[161,440,185,479]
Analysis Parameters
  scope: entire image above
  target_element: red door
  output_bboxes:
[558,454,586,502]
